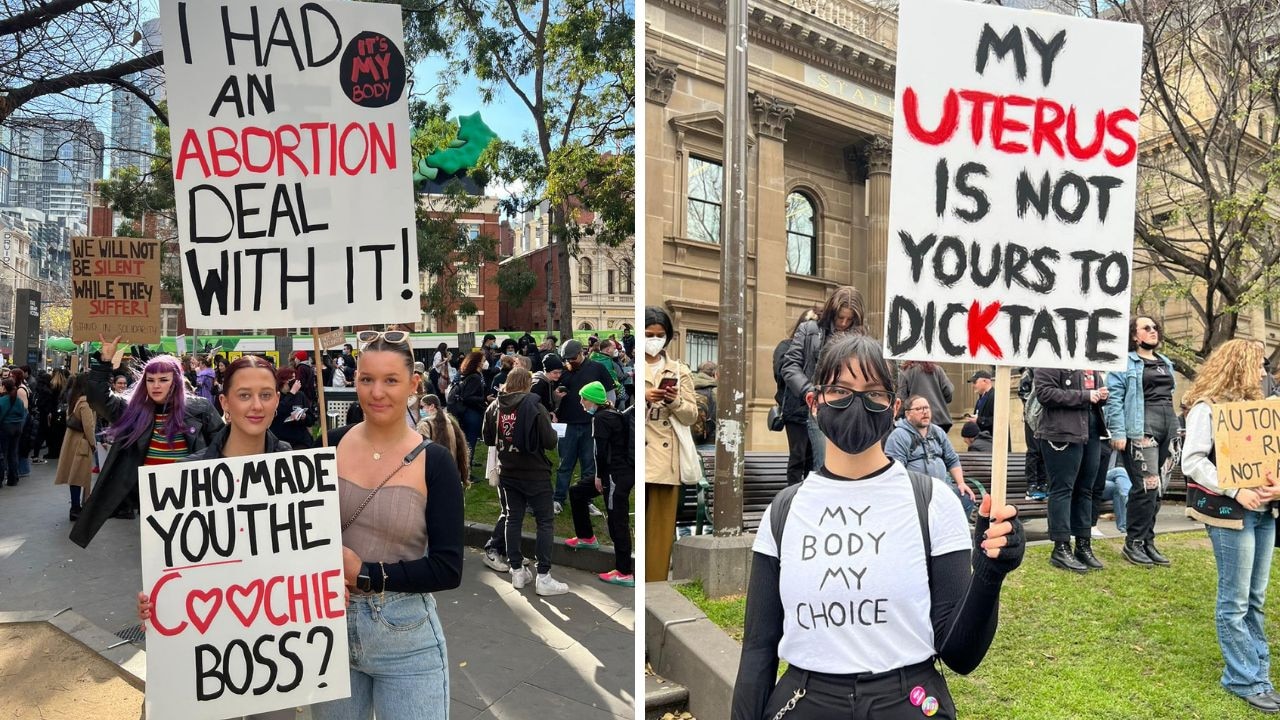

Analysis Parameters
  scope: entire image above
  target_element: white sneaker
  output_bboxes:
[588,503,604,517]
[482,549,510,573]
[553,501,563,514]
[535,572,569,596]
[511,566,533,589]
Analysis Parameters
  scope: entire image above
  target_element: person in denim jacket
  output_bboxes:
[1104,316,1178,567]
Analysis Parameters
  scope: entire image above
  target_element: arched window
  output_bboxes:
[786,192,817,275]
[579,321,594,330]
[618,259,633,294]
[579,257,593,293]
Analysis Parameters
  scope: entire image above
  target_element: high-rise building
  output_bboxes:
[7,119,104,225]
[110,18,165,176]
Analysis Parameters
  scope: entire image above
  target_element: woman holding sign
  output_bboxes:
[731,334,1024,720]
[1180,340,1280,714]
[70,338,223,548]
[318,330,464,720]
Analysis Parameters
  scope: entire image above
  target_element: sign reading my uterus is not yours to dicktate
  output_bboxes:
[159,0,419,330]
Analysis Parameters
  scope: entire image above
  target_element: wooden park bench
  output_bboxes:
[676,451,790,533]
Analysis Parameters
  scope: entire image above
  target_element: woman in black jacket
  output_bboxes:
[1034,367,1108,574]
[449,350,488,465]
[270,367,314,449]
[779,286,866,472]
[773,309,816,486]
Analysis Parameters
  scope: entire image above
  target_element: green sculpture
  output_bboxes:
[413,112,499,182]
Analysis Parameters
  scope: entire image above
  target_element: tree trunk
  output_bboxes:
[553,203,575,341]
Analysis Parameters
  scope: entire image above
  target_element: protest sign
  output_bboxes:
[139,448,350,719]
[71,237,161,343]
[884,0,1141,370]
[319,328,347,351]
[159,0,419,329]
[1212,401,1280,489]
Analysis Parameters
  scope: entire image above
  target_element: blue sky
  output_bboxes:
[411,55,534,149]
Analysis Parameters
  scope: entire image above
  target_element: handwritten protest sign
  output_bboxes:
[1212,401,1280,489]
[158,0,419,329]
[884,0,1141,370]
[139,448,349,719]
[71,237,161,343]
[319,328,347,351]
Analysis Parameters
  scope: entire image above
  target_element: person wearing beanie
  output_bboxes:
[962,420,993,452]
[566,381,634,586]
[531,354,565,412]
[550,339,616,513]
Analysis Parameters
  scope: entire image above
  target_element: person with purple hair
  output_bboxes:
[69,336,223,548]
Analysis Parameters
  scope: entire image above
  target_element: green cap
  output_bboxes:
[579,381,608,406]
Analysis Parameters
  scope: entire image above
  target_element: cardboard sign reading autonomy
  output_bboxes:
[884,0,1141,370]
[71,237,161,343]
[139,448,350,719]
[1213,401,1280,489]
[158,0,419,329]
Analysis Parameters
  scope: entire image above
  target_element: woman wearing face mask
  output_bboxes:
[732,335,1024,720]
[779,286,866,472]
[137,355,298,720]
[644,305,699,582]
[415,393,469,483]
[567,381,635,586]
[448,350,488,471]
[1104,315,1178,567]
[70,336,224,546]
[271,367,314,450]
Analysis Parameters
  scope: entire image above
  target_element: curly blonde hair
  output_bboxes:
[1181,340,1264,408]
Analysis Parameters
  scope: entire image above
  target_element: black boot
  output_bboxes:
[1144,540,1171,566]
[1074,537,1104,570]
[1051,540,1089,573]
[1122,540,1154,566]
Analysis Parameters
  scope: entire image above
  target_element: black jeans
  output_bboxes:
[484,485,509,556]
[0,425,20,485]
[1092,443,1114,525]
[569,468,635,574]
[1042,429,1101,542]
[762,661,955,720]
[502,476,554,574]
[784,421,812,486]
[1124,401,1178,545]
[1024,421,1046,485]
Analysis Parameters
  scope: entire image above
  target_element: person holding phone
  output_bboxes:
[271,367,313,449]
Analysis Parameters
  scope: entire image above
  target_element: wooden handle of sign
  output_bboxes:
[989,366,1011,516]
[312,329,329,447]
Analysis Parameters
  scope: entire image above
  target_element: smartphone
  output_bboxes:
[659,377,677,391]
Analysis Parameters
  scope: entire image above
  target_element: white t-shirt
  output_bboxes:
[754,461,971,674]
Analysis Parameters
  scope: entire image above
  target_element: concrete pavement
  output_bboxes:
[0,461,635,719]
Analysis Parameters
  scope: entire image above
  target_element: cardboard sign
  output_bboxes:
[70,237,161,343]
[883,0,1141,370]
[159,0,419,329]
[139,448,350,719]
[1212,400,1280,489]
[319,329,347,351]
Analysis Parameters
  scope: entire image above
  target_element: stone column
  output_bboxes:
[645,52,679,304]
[863,135,891,339]
[748,91,795,451]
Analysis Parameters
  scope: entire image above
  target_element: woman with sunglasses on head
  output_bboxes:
[732,335,1024,720]
[1104,315,1178,567]
[70,336,224,546]
[312,330,463,720]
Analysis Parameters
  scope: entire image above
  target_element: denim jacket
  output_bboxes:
[1104,351,1175,440]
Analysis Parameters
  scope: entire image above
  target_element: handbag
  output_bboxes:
[767,404,784,432]
[485,444,501,487]
[671,416,703,486]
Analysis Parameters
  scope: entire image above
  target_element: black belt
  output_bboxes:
[786,659,937,696]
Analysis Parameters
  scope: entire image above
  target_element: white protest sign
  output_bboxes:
[139,448,349,719]
[884,0,1141,370]
[159,0,419,329]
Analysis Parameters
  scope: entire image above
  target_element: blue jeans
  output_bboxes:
[555,423,595,505]
[1207,512,1275,698]
[1101,468,1131,532]
[311,593,449,720]
[805,414,826,471]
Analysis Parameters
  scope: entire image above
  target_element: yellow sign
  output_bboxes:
[1212,400,1280,489]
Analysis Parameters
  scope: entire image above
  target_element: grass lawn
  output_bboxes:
[677,532,1280,719]
[464,443,635,544]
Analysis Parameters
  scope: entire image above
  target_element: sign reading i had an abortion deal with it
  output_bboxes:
[884,0,1142,370]
[139,448,349,719]
[158,0,419,329]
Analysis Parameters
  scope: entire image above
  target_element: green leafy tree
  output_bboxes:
[495,258,539,308]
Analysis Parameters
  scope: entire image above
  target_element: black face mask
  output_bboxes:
[1138,340,1158,351]
[815,399,894,456]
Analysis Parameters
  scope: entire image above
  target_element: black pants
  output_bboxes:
[569,468,635,574]
[1124,402,1177,545]
[1042,430,1101,542]
[0,426,19,485]
[1024,421,1046,485]
[485,485,509,556]
[1092,444,1114,525]
[502,476,554,574]
[784,421,812,486]
[762,661,955,720]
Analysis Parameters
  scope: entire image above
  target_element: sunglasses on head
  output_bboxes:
[357,330,411,346]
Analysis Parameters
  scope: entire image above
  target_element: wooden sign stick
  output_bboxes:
[312,329,329,447]
[989,365,1011,515]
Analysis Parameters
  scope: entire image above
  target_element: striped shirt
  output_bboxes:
[144,414,188,465]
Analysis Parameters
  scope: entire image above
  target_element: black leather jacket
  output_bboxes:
[780,320,826,400]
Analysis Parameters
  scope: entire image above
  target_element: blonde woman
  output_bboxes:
[644,305,699,582]
[1182,340,1280,714]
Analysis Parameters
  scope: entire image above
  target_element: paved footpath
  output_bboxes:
[0,461,635,719]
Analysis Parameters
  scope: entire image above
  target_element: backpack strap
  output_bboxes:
[907,470,934,585]
[768,482,802,553]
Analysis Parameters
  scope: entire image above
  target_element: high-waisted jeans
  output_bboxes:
[1208,511,1275,698]
[1123,401,1178,545]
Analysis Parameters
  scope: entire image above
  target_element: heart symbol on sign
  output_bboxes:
[226,580,265,628]
[186,588,223,635]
